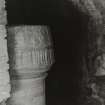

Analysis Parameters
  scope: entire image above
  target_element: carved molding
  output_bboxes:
[6,25,54,105]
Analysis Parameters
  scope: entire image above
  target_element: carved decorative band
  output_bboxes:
[10,72,47,80]
[7,25,54,77]
[9,49,54,77]
[7,25,53,49]
[14,49,54,69]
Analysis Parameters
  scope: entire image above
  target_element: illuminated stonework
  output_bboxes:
[0,25,10,104]
[7,25,54,105]
[0,0,11,104]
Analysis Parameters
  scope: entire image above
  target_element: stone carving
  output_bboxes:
[7,25,54,105]
[8,26,52,49]
[0,25,10,104]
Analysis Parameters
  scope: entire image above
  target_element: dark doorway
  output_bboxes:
[7,0,88,105]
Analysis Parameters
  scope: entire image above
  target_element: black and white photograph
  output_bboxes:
[0,0,105,105]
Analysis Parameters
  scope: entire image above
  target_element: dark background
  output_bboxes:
[7,0,88,104]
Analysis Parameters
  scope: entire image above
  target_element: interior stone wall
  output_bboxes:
[67,0,105,105]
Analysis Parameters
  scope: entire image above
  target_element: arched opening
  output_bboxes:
[7,0,89,105]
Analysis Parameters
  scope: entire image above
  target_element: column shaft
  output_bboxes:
[7,25,54,105]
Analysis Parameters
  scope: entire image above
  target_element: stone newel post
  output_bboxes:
[7,26,54,105]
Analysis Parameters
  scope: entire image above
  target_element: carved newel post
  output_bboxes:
[7,26,54,105]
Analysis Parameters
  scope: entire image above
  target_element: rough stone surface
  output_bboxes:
[0,25,10,104]
[68,0,105,104]
[0,0,7,25]
[0,0,10,104]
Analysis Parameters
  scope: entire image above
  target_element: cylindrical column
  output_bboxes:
[7,25,54,105]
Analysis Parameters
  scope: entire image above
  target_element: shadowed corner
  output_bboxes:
[45,1,90,105]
